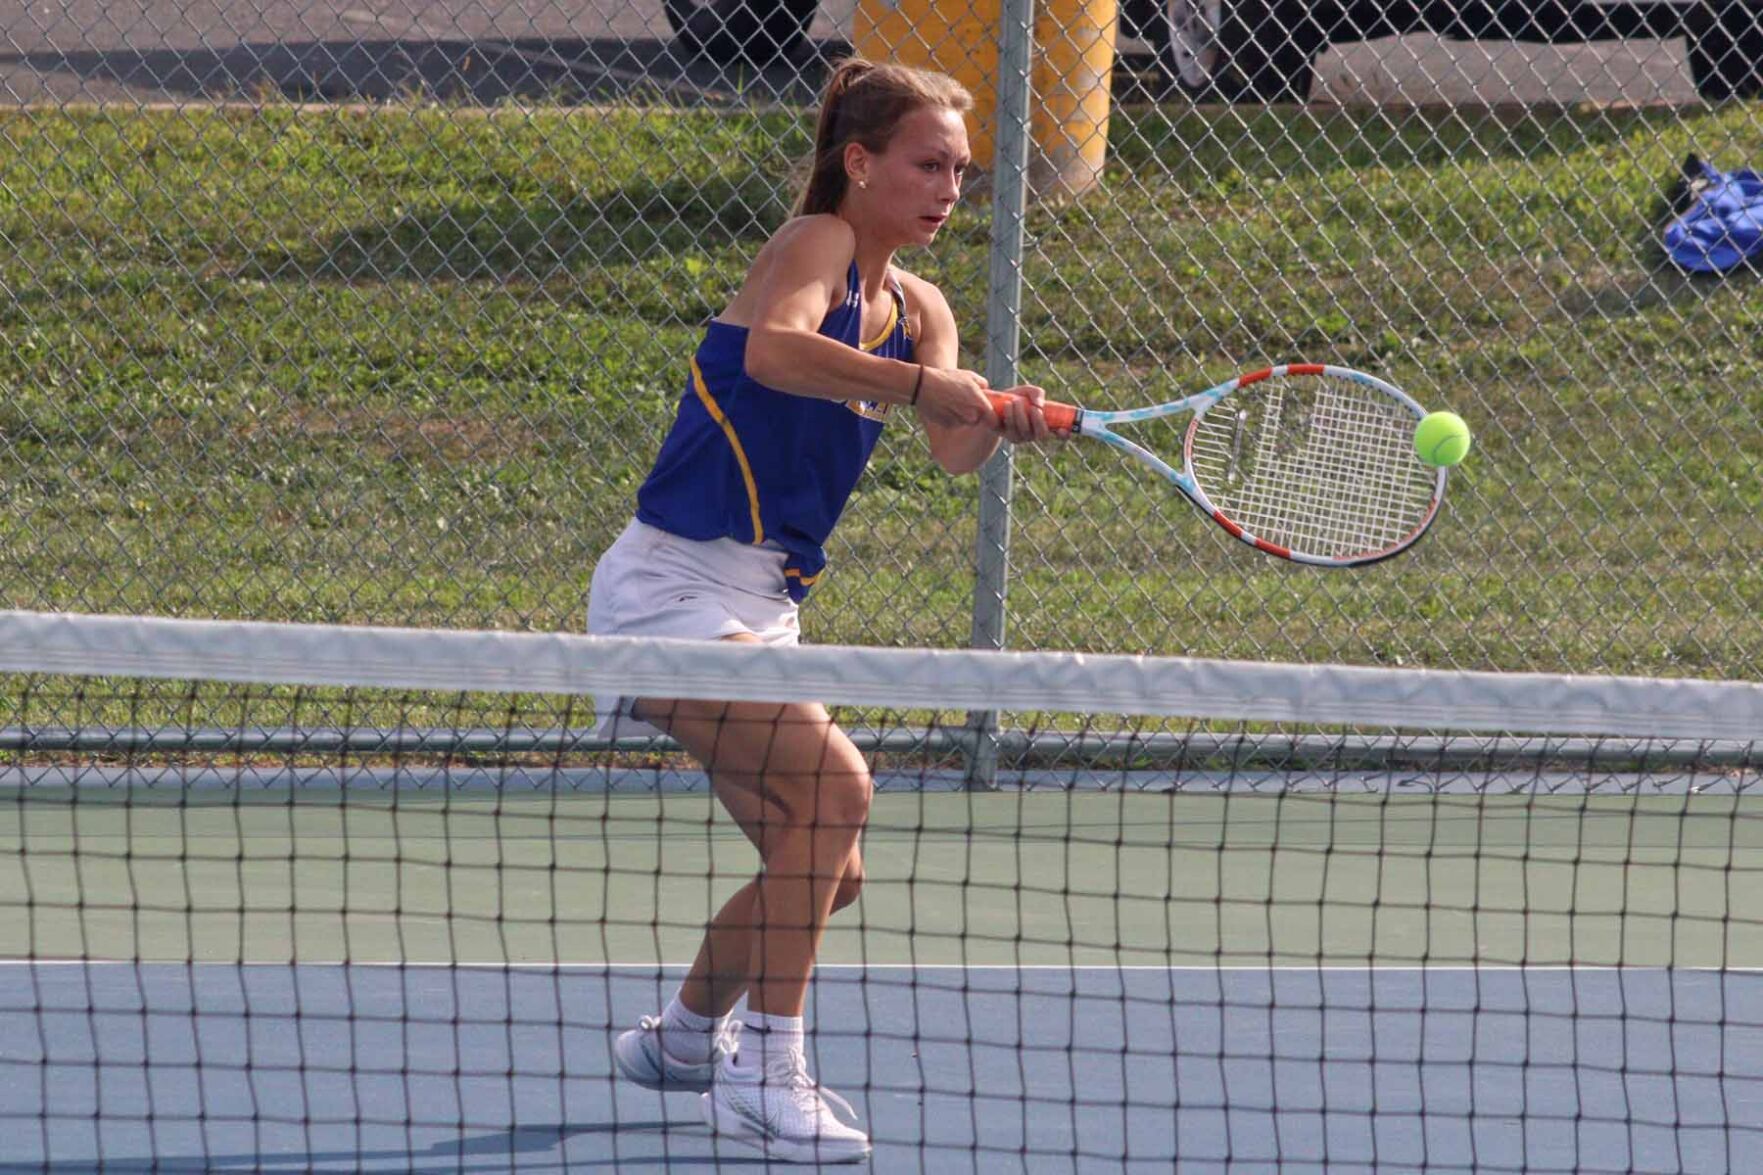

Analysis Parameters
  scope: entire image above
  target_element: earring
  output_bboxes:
[858,179,868,189]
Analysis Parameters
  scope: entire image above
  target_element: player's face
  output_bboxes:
[867,107,970,246]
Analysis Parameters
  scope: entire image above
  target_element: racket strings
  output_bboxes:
[1189,377,1438,559]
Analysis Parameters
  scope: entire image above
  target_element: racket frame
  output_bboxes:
[1058,364,1448,567]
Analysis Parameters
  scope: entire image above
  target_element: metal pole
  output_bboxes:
[965,0,1035,788]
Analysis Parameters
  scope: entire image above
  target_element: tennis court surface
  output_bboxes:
[4,610,1762,1171]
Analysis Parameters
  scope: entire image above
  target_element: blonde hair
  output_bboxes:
[794,58,973,217]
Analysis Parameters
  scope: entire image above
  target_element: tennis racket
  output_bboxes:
[989,364,1447,567]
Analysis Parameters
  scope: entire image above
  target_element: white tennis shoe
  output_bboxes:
[613,1014,740,1093]
[699,1049,872,1164]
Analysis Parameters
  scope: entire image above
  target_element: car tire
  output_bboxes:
[662,0,819,67]
[1143,0,1326,102]
[1687,1,1763,99]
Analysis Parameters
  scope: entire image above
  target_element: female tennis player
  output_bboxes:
[592,58,1051,1163]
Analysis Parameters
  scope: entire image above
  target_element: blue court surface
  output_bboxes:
[4,963,1762,1172]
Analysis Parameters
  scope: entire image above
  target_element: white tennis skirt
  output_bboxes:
[587,518,800,737]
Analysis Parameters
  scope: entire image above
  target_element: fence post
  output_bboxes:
[964,0,1035,789]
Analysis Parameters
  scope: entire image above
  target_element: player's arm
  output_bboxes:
[743,217,921,406]
[744,218,995,430]
[908,277,1050,476]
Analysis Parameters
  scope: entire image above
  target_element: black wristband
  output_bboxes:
[910,363,924,406]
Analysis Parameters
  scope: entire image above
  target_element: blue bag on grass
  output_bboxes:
[1663,159,1763,273]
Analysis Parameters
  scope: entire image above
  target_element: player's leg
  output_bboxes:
[609,688,867,1087]
[638,694,871,1162]
[640,694,869,1012]
[671,806,864,1022]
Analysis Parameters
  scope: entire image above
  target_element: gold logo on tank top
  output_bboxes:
[846,400,893,421]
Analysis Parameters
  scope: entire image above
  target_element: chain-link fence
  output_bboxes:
[3,1,1760,676]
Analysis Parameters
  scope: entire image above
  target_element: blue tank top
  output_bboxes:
[635,262,915,601]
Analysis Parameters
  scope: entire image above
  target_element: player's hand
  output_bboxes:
[990,385,1057,445]
[913,366,996,430]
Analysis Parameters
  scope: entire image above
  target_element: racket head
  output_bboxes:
[1179,365,1446,566]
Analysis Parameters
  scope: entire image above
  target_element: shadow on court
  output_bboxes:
[0,1121,749,1173]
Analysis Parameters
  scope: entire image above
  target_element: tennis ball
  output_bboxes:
[1414,411,1471,467]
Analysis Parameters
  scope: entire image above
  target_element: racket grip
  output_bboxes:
[986,392,1079,434]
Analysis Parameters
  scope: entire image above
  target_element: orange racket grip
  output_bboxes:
[986,392,1080,434]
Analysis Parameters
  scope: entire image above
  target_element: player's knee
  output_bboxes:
[831,860,865,912]
[818,768,872,836]
[773,757,870,833]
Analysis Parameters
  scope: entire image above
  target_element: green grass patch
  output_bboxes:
[2,103,1761,676]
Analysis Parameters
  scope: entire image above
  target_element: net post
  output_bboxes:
[965,0,1035,790]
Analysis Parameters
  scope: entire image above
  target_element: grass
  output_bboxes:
[2,102,1762,675]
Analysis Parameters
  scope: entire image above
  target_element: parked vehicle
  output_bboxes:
[661,0,820,66]
[1123,1,1763,101]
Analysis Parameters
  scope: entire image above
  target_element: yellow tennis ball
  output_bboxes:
[1414,411,1471,467]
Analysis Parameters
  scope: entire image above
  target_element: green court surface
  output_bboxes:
[5,787,1758,969]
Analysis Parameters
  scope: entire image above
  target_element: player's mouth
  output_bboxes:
[919,214,948,231]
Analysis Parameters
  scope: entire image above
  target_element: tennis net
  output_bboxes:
[3,609,1761,1172]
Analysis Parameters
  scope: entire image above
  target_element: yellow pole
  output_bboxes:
[853,0,1118,199]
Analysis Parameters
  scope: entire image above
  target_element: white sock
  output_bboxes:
[736,1010,805,1073]
[658,994,728,1064]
